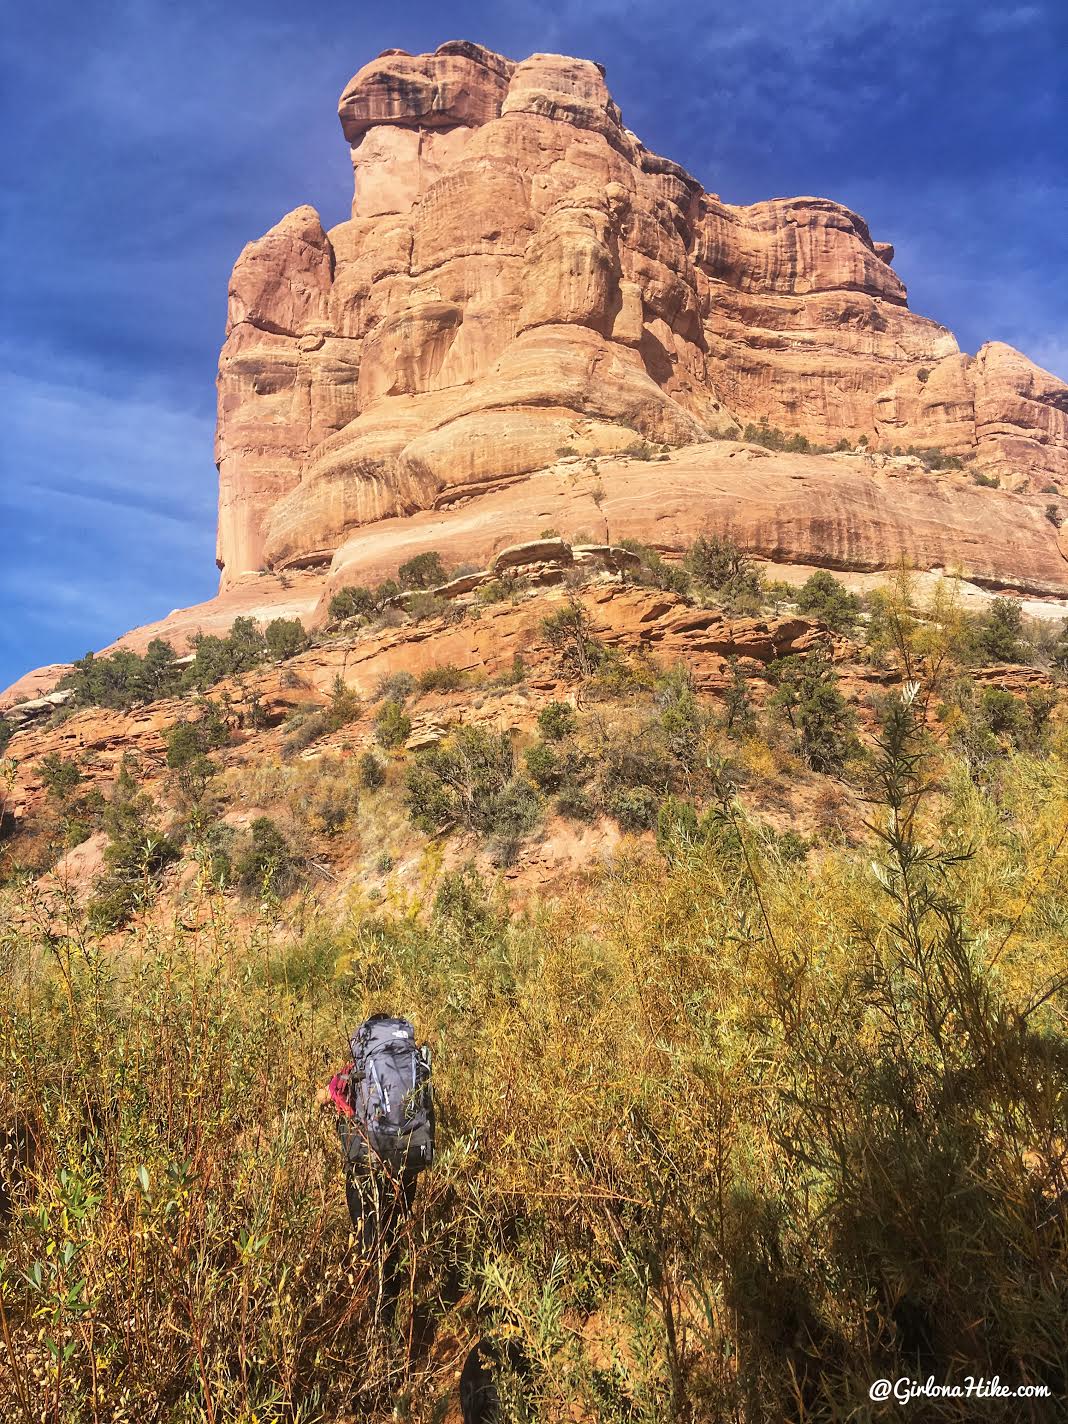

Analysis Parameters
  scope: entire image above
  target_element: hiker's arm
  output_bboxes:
[317,1067,356,1115]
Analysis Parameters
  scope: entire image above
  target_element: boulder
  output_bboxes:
[491,538,574,574]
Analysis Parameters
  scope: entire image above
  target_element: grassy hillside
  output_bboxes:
[2,562,1067,1421]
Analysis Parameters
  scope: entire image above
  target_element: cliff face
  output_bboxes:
[214,40,1068,588]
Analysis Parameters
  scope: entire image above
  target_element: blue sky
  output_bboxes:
[3,0,1066,689]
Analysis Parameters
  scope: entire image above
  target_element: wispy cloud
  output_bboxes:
[2,0,1065,687]
[1,359,218,677]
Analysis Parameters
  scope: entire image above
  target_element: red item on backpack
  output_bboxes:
[328,1066,354,1118]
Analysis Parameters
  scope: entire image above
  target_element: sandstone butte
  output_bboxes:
[5,39,1068,705]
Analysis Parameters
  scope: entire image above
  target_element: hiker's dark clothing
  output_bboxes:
[345,1164,417,1324]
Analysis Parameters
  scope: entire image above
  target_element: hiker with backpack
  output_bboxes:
[316,1014,434,1323]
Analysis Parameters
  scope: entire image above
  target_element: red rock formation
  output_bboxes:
[213,41,1068,589]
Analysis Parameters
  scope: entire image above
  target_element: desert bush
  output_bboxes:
[38,752,82,804]
[795,568,862,632]
[358,750,387,790]
[372,670,417,704]
[87,761,180,929]
[524,740,563,791]
[685,533,763,612]
[606,784,659,831]
[975,596,1029,663]
[722,658,755,735]
[328,584,376,622]
[475,578,509,606]
[164,703,229,802]
[906,443,964,471]
[540,599,604,678]
[324,674,362,731]
[654,663,706,771]
[619,540,693,596]
[398,550,447,591]
[234,814,303,897]
[1052,619,1068,673]
[264,616,308,661]
[60,636,181,710]
[554,783,597,822]
[37,753,104,847]
[404,726,541,847]
[768,651,858,772]
[417,663,467,693]
[405,592,449,623]
[537,701,577,741]
[288,757,360,838]
[280,709,329,757]
[374,700,412,750]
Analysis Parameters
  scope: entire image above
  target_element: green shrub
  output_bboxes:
[975,598,1028,663]
[541,600,604,678]
[358,751,387,790]
[88,761,181,929]
[905,444,963,472]
[795,569,862,632]
[537,701,577,741]
[973,469,1000,488]
[39,752,82,803]
[722,659,755,735]
[281,711,329,757]
[404,726,541,844]
[290,763,360,838]
[619,540,692,596]
[740,420,825,455]
[655,794,701,854]
[654,665,705,771]
[37,753,103,846]
[374,700,412,749]
[769,652,857,772]
[555,784,597,821]
[324,675,361,731]
[496,652,526,686]
[234,815,303,897]
[0,718,11,755]
[475,578,509,606]
[608,785,660,832]
[685,534,763,611]
[622,437,657,460]
[398,551,447,591]
[165,704,228,772]
[418,663,467,693]
[264,617,308,660]
[1051,619,1068,673]
[60,637,181,710]
[404,592,449,623]
[524,741,563,791]
[328,585,376,622]
[185,618,266,690]
[373,670,417,704]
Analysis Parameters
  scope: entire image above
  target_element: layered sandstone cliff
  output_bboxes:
[214,40,1068,589]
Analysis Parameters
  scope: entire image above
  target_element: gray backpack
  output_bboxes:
[339,1015,434,1175]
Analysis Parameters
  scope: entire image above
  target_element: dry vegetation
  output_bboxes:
[2,568,1068,1422]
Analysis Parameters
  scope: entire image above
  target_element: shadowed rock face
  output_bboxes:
[215,40,1068,586]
